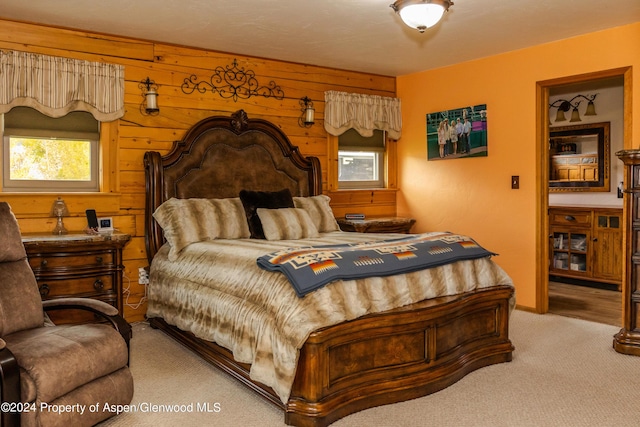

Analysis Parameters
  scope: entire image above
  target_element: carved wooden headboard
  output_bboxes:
[143,109,322,262]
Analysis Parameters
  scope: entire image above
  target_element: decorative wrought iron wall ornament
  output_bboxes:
[181,59,285,102]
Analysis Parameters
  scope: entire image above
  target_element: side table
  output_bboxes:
[22,232,131,324]
[337,217,416,234]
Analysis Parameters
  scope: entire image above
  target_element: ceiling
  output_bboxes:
[2,0,640,77]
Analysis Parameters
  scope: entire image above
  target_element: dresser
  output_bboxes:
[549,206,622,289]
[22,232,130,324]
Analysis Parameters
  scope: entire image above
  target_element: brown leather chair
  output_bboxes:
[0,202,133,427]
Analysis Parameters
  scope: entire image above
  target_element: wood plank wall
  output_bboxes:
[0,19,398,322]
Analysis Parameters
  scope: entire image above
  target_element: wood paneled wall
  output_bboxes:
[0,19,397,321]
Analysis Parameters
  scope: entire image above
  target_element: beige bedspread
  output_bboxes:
[146,231,514,404]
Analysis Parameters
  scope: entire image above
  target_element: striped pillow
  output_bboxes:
[208,198,251,239]
[153,197,250,261]
[257,208,319,240]
[293,195,340,232]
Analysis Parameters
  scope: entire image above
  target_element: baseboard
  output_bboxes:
[549,275,619,292]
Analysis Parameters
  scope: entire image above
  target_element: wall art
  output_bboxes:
[426,104,488,160]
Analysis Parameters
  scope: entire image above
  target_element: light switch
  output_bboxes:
[511,176,519,189]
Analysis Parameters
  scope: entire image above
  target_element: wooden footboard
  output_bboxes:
[148,285,514,427]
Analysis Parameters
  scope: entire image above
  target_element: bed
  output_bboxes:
[144,109,515,427]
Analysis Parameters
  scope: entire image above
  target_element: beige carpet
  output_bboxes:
[99,310,640,427]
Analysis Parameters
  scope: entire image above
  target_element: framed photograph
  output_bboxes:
[97,217,114,232]
[426,104,488,160]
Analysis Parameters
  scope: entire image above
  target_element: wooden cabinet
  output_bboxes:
[549,206,622,288]
[336,217,415,233]
[22,232,130,324]
[550,153,598,182]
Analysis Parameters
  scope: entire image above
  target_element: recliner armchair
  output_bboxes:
[0,202,133,427]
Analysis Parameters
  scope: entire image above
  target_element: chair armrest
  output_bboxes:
[42,298,132,349]
[42,297,118,316]
[0,346,21,427]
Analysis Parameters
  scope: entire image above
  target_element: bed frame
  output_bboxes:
[144,110,514,427]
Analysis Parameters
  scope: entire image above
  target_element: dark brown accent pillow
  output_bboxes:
[239,188,294,239]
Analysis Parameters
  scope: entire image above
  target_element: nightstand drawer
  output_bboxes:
[37,274,115,299]
[27,251,114,270]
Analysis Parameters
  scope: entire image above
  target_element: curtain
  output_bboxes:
[0,50,125,121]
[324,90,402,139]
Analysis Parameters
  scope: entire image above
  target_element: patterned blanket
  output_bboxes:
[257,232,496,297]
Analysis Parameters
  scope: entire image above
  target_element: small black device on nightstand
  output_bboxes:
[86,209,99,231]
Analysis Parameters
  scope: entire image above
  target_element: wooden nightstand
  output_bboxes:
[22,232,131,324]
[337,217,416,234]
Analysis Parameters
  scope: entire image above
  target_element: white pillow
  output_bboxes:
[256,208,319,240]
[293,195,340,232]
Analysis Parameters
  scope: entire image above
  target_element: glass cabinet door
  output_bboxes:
[551,231,588,274]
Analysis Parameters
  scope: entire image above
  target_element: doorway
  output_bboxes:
[537,68,631,326]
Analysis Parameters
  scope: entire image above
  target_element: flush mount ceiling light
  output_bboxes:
[390,0,453,33]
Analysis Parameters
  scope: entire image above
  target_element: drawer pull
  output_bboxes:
[564,215,576,221]
[40,259,48,267]
[96,256,103,264]
[39,284,50,297]
[93,279,104,291]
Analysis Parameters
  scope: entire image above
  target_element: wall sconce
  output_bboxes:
[139,77,159,115]
[298,97,315,127]
[549,94,597,124]
[50,197,69,235]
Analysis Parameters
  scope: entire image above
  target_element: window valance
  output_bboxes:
[324,90,402,140]
[0,50,125,121]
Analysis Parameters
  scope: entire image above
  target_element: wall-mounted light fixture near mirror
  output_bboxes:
[549,94,597,124]
[549,121,610,192]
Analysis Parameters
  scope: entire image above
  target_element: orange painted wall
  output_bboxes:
[396,22,640,310]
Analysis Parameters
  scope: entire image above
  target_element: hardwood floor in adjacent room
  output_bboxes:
[548,281,622,327]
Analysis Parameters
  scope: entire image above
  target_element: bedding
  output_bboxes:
[146,231,514,404]
[152,197,250,260]
[257,231,496,297]
[256,207,319,240]
[292,194,340,232]
[239,188,295,239]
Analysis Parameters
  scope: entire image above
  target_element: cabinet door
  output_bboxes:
[592,213,623,283]
[581,165,598,181]
[550,229,590,277]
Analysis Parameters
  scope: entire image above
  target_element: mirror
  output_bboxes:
[549,122,610,192]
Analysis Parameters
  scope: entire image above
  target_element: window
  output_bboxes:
[338,129,385,189]
[2,107,100,192]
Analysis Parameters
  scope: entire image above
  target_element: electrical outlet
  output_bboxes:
[511,176,519,189]
[138,267,149,285]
